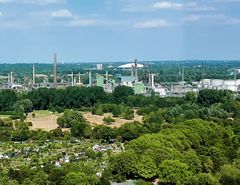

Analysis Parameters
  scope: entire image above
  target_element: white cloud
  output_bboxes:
[134,19,170,28]
[0,11,3,16]
[182,14,240,26]
[152,1,199,10]
[122,1,215,13]
[182,15,201,22]
[193,7,216,11]
[153,1,184,9]
[215,0,240,2]
[51,9,72,18]
[69,18,97,27]
[0,0,64,5]
[0,0,12,4]
[224,18,240,24]
[23,0,65,5]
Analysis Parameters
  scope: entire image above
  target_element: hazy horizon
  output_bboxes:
[1,59,240,65]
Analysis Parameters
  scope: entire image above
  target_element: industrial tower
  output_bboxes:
[53,53,57,87]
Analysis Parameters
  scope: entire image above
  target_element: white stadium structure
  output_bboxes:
[118,63,144,69]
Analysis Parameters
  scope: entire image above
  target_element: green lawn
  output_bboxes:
[32,110,53,117]
[0,115,10,119]
[31,110,62,118]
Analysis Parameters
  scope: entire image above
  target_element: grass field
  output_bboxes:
[27,110,61,131]
[0,115,10,119]
[31,110,58,117]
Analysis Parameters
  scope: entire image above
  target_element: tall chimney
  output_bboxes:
[8,73,10,84]
[71,72,74,86]
[10,72,13,84]
[182,66,185,82]
[149,73,152,87]
[78,72,81,84]
[134,59,138,82]
[89,71,92,87]
[33,64,35,85]
[151,74,155,88]
[53,53,57,87]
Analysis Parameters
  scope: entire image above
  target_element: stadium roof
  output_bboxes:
[118,63,144,69]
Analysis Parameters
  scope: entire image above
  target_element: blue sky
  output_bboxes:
[0,0,240,62]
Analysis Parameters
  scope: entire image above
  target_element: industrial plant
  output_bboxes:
[1,55,240,96]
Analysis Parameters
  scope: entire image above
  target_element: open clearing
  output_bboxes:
[83,112,143,128]
[27,110,61,131]
[13,110,143,131]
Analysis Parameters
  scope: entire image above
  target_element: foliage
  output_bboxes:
[92,125,116,142]
[57,110,85,128]
[158,160,192,185]
[112,86,134,104]
[14,99,33,116]
[103,116,115,125]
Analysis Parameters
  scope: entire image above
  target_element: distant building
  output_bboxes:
[134,82,145,94]
[96,64,103,70]
[120,76,136,87]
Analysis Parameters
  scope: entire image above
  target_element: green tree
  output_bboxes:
[158,160,192,185]
[57,110,85,128]
[135,155,157,179]
[103,116,115,125]
[197,89,233,107]
[11,122,31,141]
[92,125,116,142]
[219,165,240,185]
[197,173,220,185]
[112,86,134,104]
[32,171,50,185]
[71,122,92,138]
[14,99,33,116]
[63,172,98,185]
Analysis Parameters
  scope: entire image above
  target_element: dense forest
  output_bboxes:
[0,87,240,184]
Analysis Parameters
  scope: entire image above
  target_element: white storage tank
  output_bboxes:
[211,79,224,86]
[226,85,237,92]
[202,79,211,85]
[224,80,236,86]
[236,79,240,86]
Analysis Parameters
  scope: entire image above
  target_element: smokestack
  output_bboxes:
[78,73,81,84]
[89,71,92,87]
[149,73,152,87]
[131,65,134,77]
[33,64,35,85]
[8,73,10,84]
[71,72,74,86]
[134,59,138,82]
[151,74,155,88]
[106,71,108,80]
[182,66,185,82]
[53,53,57,87]
[10,72,13,84]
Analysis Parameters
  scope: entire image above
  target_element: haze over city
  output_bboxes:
[0,0,240,62]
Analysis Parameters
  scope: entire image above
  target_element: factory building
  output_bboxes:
[96,72,116,93]
[120,76,136,87]
[96,64,103,70]
[133,82,146,94]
